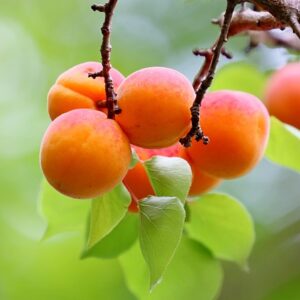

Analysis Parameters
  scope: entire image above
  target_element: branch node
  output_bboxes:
[88,71,104,79]
[91,4,106,12]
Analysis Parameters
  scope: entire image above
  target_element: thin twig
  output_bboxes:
[180,0,237,147]
[89,0,120,119]
[192,47,232,91]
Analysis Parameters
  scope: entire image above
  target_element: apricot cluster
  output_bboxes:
[40,61,270,203]
[40,62,195,199]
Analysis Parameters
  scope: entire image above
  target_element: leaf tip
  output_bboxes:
[149,276,163,293]
[239,260,250,273]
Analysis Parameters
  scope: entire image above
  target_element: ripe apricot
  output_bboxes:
[124,144,221,212]
[40,109,131,199]
[115,67,195,148]
[186,90,270,179]
[179,149,221,197]
[48,62,125,120]
[265,63,300,129]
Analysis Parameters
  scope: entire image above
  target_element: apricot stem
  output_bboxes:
[180,0,237,147]
[90,0,121,119]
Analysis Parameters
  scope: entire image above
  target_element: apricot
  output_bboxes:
[186,90,270,179]
[124,144,221,212]
[265,62,300,129]
[179,149,221,197]
[115,67,195,148]
[48,62,125,120]
[40,109,131,199]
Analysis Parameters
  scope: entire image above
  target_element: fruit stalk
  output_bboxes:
[90,0,120,119]
[180,0,237,147]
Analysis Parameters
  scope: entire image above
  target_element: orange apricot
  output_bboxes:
[178,149,221,197]
[48,62,125,120]
[265,62,300,129]
[40,109,131,199]
[124,144,221,212]
[186,90,270,179]
[115,67,195,148]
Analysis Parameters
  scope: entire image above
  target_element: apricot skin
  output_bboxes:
[40,109,131,199]
[265,63,300,129]
[115,67,195,148]
[186,90,270,179]
[179,149,221,197]
[124,144,221,212]
[48,62,125,120]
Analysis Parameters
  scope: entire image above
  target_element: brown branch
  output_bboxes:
[213,9,285,37]
[245,28,300,52]
[249,0,300,39]
[180,0,237,147]
[89,0,121,119]
[192,47,232,91]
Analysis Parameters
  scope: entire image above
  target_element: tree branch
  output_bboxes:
[249,0,300,39]
[89,0,120,119]
[213,8,285,37]
[181,0,300,147]
[180,0,238,147]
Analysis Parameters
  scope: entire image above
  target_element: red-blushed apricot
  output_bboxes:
[40,109,131,199]
[124,144,221,212]
[187,91,270,179]
[265,63,300,129]
[115,67,195,148]
[48,62,125,120]
[178,149,221,197]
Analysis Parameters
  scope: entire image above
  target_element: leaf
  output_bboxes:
[144,156,192,204]
[185,193,255,267]
[129,146,140,169]
[39,180,89,239]
[211,62,268,99]
[119,236,223,300]
[86,183,131,250]
[265,117,300,174]
[82,213,138,259]
[139,196,185,290]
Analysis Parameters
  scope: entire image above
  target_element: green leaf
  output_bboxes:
[129,147,140,169]
[119,236,223,300]
[139,196,185,290]
[144,156,192,204]
[211,62,268,99]
[185,193,255,267]
[86,183,131,250]
[265,117,300,173]
[39,180,89,239]
[82,212,138,259]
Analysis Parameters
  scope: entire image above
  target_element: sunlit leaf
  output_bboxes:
[86,184,131,250]
[129,147,140,169]
[265,117,300,174]
[185,193,255,267]
[82,212,138,259]
[138,196,185,290]
[119,236,223,300]
[144,156,192,204]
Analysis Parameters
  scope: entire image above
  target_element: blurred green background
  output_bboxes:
[0,0,300,299]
